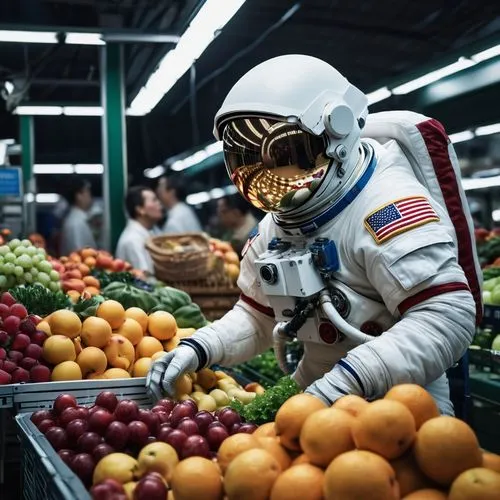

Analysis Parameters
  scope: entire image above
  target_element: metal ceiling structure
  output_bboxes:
[0,0,499,195]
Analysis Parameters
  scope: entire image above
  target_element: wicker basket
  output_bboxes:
[146,233,212,282]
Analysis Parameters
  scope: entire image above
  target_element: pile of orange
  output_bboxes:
[209,238,240,283]
[39,300,179,381]
[203,384,500,500]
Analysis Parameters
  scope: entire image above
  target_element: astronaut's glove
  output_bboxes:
[304,361,364,406]
[146,344,200,402]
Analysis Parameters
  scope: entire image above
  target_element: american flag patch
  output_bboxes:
[364,196,439,244]
[241,226,259,257]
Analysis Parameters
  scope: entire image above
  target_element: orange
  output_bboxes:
[125,307,149,333]
[115,318,144,346]
[254,422,277,439]
[151,351,166,361]
[224,263,240,282]
[171,457,223,500]
[135,336,164,358]
[77,346,107,377]
[224,251,240,265]
[217,433,262,474]
[80,247,97,259]
[275,394,327,451]
[324,450,399,500]
[48,310,82,339]
[37,320,51,336]
[385,384,439,429]
[163,336,179,352]
[104,368,131,379]
[291,454,311,467]
[81,316,112,348]
[300,408,355,467]
[332,394,369,417]
[258,437,292,472]
[148,311,177,341]
[449,468,500,500]
[352,399,416,460]
[225,449,281,500]
[132,357,152,378]
[391,451,436,497]
[93,453,139,484]
[51,361,83,381]
[43,335,76,364]
[414,416,482,486]
[84,256,96,268]
[403,489,447,499]
[82,276,100,288]
[97,300,125,330]
[483,452,500,473]
[271,464,324,500]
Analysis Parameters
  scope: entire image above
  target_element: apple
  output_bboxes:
[24,343,43,360]
[88,409,115,435]
[137,409,160,435]
[0,304,9,319]
[93,443,115,462]
[238,423,258,434]
[181,435,210,459]
[0,347,6,359]
[19,357,38,371]
[127,421,150,447]
[2,360,17,374]
[77,432,103,454]
[0,369,11,384]
[38,419,56,434]
[75,406,90,421]
[194,411,214,435]
[206,423,229,451]
[217,408,241,429]
[3,316,20,335]
[1,292,16,307]
[19,319,36,336]
[59,407,82,427]
[45,427,69,451]
[66,419,89,444]
[134,473,168,500]
[28,314,42,326]
[0,331,8,345]
[156,425,173,443]
[151,405,169,414]
[11,367,30,383]
[53,394,78,415]
[70,453,95,486]
[156,398,175,413]
[7,350,23,364]
[30,364,51,383]
[165,429,188,455]
[88,405,104,416]
[11,333,30,351]
[95,391,119,413]
[229,423,242,435]
[90,479,125,500]
[176,418,199,437]
[114,400,139,424]
[31,330,48,346]
[31,409,53,427]
[58,449,75,467]
[179,399,198,413]
[170,403,196,427]
[156,412,170,425]
[105,421,130,450]
[9,303,28,319]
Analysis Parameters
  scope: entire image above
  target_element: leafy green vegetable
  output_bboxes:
[230,376,301,425]
[483,267,500,281]
[72,295,105,320]
[102,282,159,312]
[10,284,70,317]
[91,270,134,288]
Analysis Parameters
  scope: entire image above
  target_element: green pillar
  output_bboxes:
[101,43,127,252]
[20,115,36,234]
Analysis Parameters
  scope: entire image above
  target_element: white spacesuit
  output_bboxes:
[147,55,482,414]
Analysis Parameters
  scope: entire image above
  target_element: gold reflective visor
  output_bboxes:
[222,117,331,213]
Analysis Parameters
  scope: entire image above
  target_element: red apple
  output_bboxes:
[1,292,16,307]
[31,330,48,346]
[58,449,75,467]
[2,360,17,374]
[180,435,210,459]
[31,409,53,427]
[24,343,43,360]
[194,411,214,434]
[53,394,78,415]
[93,443,115,462]
[0,347,6,359]
[38,419,56,434]
[45,427,69,450]
[77,432,103,454]
[0,369,11,385]
[229,423,242,435]
[151,405,169,414]
[11,367,30,383]
[156,398,175,413]
[66,419,89,444]
[137,409,160,435]
[7,350,23,364]
[30,364,51,383]
[0,304,9,319]
[114,400,139,424]
[28,314,42,326]
[217,408,241,429]
[3,316,20,335]
[105,421,129,451]
[176,417,199,437]
[165,429,188,455]
[156,425,173,443]
[75,406,90,421]
[238,423,258,434]
[19,319,36,336]
[206,423,229,451]
[170,403,196,427]
[127,420,149,447]
[59,407,82,427]
[9,303,27,319]
[179,399,198,413]
[70,453,95,486]
[134,474,168,500]
[90,480,125,500]
[19,357,38,371]
[95,391,119,413]
[11,333,30,351]
[88,409,115,435]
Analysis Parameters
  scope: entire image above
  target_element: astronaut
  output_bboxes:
[147,55,480,414]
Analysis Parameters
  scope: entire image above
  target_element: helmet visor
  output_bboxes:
[222,117,331,212]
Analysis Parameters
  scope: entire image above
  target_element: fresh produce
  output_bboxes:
[10,284,71,317]
[477,236,500,267]
[0,238,60,292]
[209,238,241,283]
[102,282,159,313]
[483,266,500,281]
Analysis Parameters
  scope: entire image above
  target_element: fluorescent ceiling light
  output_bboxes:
[366,87,392,105]
[462,176,500,191]
[171,141,223,172]
[144,165,165,179]
[475,123,500,136]
[493,209,500,222]
[224,185,238,195]
[472,44,500,63]
[392,58,476,95]
[14,106,63,115]
[34,164,74,174]
[64,33,104,46]
[128,0,246,116]
[25,193,35,203]
[186,185,238,205]
[186,191,211,205]
[448,130,475,144]
[74,164,104,174]
[36,193,61,204]
[0,30,57,44]
[0,138,15,145]
[210,188,226,199]
[63,106,103,116]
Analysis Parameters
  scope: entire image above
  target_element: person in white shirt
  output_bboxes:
[156,175,202,233]
[60,178,96,256]
[116,186,163,274]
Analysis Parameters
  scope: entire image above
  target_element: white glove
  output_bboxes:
[146,345,199,402]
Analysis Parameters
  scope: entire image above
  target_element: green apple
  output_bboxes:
[492,334,500,351]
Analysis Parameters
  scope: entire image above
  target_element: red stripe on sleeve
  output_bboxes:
[398,282,471,316]
[240,293,275,318]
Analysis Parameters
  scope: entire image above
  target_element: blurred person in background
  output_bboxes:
[217,194,258,256]
[60,177,96,255]
[156,174,202,233]
[116,186,163,274]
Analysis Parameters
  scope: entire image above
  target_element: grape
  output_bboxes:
[4,253,16,263]
[26,246,38,257]
[48,282,60,293]
[3,263,15,275]
[37,248,47,257]
[16,254,32,269]
[49,270,60,281]
[8,239,21,250]
[0,276,7,288]
[14,266,24,277]
[24,272,33,284]
[31,254,41,265]
[0,246,9,256]
[21,239,31,247]
[37,272,51,286]
[37,261,52,274]
[13,246,26,257]
[31,268,39,278]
